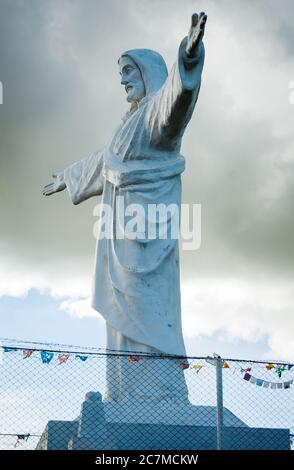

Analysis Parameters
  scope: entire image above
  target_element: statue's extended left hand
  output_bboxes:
[42,172,66,196]
[186,12,207,58]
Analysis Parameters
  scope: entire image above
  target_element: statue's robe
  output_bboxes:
[63,38,204,402]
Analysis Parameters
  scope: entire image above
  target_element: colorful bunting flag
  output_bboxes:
[243,372,251,381]
[244,373,292,390]
[3,347,17,352]
[275,366,286,378]
[75,355,88,362]
[284,381,291,389]
[23,350,33,359]
[40,351,54,364]
[205,356,230,368]
[1,344,294,385]
[265,363,294,376]
[14,433,30,448]
[57,354,70,365]
[241,367,252,373]
[128,356,140,363]
[177,362,189,369]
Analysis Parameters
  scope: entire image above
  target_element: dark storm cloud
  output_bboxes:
[0,0,293,294]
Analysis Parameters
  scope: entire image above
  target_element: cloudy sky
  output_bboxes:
[0,0,293,360]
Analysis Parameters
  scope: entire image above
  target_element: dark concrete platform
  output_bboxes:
[36,391,290,450]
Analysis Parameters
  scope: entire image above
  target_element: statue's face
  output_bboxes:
[119,56,145,103]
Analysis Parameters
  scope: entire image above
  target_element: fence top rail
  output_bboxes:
[0,337,293,366]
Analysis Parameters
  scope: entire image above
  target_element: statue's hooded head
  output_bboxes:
[118,49,168,106]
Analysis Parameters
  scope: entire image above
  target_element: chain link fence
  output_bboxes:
[0,341,293,450]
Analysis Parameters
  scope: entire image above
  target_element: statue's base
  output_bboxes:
[36,392,290,450]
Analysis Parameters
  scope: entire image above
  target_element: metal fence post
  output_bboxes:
[215,353,224,450]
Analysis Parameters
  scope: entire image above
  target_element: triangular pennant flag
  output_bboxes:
[3,347,17,352]
[250,376,257,384]
[287,364,293,370]
[256,379,264,387]
[275,366,286,378]
[23,350,33,359]
[14,433,30,448]
[128,356,140,363]
[240,367,252,373]
[177,362,189,369]
[191,365,203,373]
[205,357,216,366]
[40,351,54,364]
[243,373,251,381]
[263,381,270,388]
[222,360,230,369]
[270,383,277,389]
[14,438,22,448]
[57,354,70,365]
[76,355,88,362]
[266,363,275,371]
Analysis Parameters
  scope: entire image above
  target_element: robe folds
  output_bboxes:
[63,38,204,401]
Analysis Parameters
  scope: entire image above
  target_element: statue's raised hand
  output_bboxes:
[42,172,66,196]
[186,12,207,58]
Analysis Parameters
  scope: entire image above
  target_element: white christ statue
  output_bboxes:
[43,13,207,403]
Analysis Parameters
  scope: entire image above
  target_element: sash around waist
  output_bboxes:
[103,151,185,188]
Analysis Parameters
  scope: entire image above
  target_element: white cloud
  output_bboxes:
[182,278,294,360]
[0,261,90,299]
[55,276,294,361]
[59,297,99,319]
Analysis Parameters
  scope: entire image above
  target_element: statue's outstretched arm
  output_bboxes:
[147,13,207,148]
[42,148,104,205]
